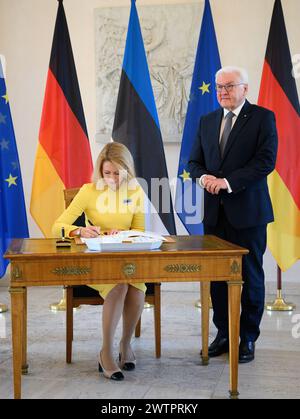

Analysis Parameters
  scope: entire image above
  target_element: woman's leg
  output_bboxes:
[101,284,128,371]
[120,286,145,361]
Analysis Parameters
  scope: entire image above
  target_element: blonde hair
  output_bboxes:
[92,142,136,184]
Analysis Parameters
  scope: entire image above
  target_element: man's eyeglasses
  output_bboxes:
[215,83,245,93]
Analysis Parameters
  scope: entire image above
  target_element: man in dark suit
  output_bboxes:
[188,66,278,363]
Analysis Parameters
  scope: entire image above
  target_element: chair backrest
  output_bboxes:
[64,187,80,208]
[64,187,86,228]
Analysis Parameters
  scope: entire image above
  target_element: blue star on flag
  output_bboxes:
[0,138,9,150]
[0,112,6,124]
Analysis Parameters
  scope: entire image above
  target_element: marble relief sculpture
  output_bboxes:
[95,4,201,143]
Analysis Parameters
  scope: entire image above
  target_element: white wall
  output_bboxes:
[0,0,299,283]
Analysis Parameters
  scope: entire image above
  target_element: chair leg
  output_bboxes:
[154,284,161,358]
[66,287,73,363]
[135,317,141,337]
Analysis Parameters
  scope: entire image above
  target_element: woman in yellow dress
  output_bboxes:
[52,142,146,381]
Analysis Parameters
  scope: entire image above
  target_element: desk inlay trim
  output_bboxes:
[230,261,241,274]
[164,264,201,273]
[51,266,91,275]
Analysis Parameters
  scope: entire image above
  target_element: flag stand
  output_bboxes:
[0,303,8,313]
[194,297,212,309]
[50,290,153,311]
[265,266,295,311]
[50,289,67,311]
[49,289,81,312]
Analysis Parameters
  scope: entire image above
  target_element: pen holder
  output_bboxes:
[56,238,71,248]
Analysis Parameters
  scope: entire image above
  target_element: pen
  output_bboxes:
[88,220,102,235]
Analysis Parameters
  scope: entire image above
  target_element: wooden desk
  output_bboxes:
[5,235,248,399]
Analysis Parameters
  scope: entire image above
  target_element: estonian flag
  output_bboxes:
[112,0,176,235]
[30,0,93,237]
[258,0,300,271]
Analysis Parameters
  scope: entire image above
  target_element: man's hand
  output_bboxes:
[202,175,217,185]
[204,178,228,195]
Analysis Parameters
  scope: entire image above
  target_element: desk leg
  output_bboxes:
[22,287,28,374]
[227,281,242,399]
[200,281,210,365]
[9,287,26,399]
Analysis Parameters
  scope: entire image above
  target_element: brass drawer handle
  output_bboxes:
[12,266,22,279]
[123,263,136,276]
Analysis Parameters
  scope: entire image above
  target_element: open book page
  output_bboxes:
[82,231,167,245]
[75,231,175,246]
[80,230,170,251]
[113,230,168,241]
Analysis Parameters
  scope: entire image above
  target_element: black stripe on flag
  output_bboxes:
[49,0,89,137]
[265,0,300,115]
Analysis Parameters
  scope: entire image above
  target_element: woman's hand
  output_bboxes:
[79,226,101,238]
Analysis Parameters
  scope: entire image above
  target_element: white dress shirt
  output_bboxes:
[199,100,246,193]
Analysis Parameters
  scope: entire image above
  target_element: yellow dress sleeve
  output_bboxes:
[130,186,145,231]
[52,184,89,238]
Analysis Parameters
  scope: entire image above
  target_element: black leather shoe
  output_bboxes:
[207,335,229,357]
[239,341,255,363]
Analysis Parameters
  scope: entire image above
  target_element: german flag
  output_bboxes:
[258,0,300,271]
[30,0,93,237]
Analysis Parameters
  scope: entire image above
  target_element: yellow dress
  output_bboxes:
[52,181,146,299]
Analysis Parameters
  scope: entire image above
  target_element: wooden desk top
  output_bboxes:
[5,235,248,260]
[5,236,248,287]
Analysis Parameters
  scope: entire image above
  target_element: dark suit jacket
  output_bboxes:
[188,100,278,229]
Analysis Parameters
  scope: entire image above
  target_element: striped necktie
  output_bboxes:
[219,111,234,157]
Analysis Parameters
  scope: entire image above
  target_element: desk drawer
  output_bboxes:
[10,254,242,286]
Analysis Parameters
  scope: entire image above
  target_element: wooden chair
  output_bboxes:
[64,187,161,363]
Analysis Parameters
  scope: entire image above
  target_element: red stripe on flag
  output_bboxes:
[258,60,300,209]
[39,69,93,188]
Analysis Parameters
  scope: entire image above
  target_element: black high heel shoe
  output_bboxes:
[118,352,136,371]
[98,352,124,381]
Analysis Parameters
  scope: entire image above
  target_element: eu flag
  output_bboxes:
[0,59,29,277]
[175,0,221,234]
[112,0,176,235]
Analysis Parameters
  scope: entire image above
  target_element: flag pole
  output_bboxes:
[0,303,8,313]
[265,265,295,311]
